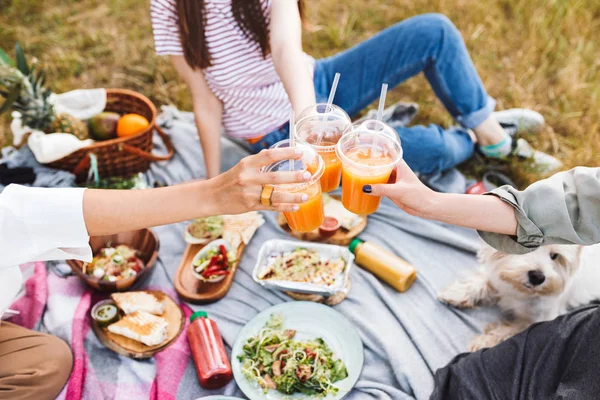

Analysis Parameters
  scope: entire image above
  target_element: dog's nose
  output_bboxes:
[528,270,546,286]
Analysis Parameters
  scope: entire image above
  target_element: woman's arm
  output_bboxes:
[366,160,518,235]
[270,0,316,114]
[83,147,310,235]
[0,148,309,267]
[366,162,600,253]
[171,55,223,179]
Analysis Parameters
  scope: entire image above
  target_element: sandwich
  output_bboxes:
[110,291,165,316]
[107,310,168,346]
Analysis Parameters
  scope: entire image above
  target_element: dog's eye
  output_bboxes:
[550,253,560,260]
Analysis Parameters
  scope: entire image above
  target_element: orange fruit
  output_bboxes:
[116,114,150,138]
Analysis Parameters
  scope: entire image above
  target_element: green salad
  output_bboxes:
[238,315,348,397]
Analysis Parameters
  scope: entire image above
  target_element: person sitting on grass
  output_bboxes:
[0,148,308,400]
[364,162,600,398]
[151,0,557,179]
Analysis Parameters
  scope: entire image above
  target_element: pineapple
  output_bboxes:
[50,112,89,140]
[1,42,88,140]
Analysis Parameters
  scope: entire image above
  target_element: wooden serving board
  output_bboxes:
[174,242,245,304]
[91,291,184,359]
[277,195,367,246]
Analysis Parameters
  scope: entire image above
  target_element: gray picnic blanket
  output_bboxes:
[146,107,499,399]
[1,106,498,400]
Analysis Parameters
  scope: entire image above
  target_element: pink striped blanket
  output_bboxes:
[9,262,196,400]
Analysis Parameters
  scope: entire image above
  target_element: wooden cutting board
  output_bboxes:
[277,195,367,246]
[91,291,184,359]
[276,213,366,246]
[174,242,245,304]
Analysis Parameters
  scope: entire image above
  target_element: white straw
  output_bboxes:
[325,73,341,115]
[376,83,388,122]
[317,72,341,144]
[372,83,388,155]
[289,110,296,171]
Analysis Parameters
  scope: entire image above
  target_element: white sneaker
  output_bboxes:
[513,138,562,173]
[493,108,545,134]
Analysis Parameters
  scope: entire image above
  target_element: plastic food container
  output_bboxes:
[252,239,355,296]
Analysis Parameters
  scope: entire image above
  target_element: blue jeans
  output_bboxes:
[254,13,494,174]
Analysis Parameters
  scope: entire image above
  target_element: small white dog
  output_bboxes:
[438,242,600,351]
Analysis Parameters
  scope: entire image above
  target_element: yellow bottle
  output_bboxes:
[349,239,417,292]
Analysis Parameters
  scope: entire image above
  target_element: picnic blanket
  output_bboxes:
[7,107,500,400]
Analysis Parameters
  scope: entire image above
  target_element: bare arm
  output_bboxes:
[270,0,316,114]
[368,162,600,253]
[366,160,518,235]
[83,148,310,235]
[171,55,223,178]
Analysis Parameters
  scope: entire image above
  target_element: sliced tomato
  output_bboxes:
[219,245,228,265]
[210,270,229,276]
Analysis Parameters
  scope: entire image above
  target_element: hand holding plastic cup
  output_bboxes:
[266,140,325,232]
[295,104,351,192]
[336,120,403,215]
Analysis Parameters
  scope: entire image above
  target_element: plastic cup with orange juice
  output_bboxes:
[265,141,325,232]
[295,104,351,193]
[336,120,403,215]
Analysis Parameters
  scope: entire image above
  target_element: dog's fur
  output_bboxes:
[438,242,600,351]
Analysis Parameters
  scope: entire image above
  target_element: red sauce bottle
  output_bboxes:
[187,311,233,389]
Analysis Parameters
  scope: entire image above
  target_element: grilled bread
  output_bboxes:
[107,310,168,346]
[111,291,165,315]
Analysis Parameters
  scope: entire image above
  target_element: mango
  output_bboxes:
[88,112,120,141]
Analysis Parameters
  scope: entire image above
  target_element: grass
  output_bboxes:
[1,0,598,186]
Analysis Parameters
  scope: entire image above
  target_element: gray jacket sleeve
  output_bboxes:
[478,167,600,254]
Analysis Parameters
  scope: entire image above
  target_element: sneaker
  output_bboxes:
[512,138,562,173]
[357,102,419,128]
[492,108,545,134]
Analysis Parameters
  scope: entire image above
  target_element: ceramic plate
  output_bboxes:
[232,302,364,400]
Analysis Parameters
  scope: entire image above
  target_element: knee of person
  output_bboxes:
[418,13,462,44]
[35,336,73,394]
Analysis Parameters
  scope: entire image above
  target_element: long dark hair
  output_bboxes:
[176,0,304,70]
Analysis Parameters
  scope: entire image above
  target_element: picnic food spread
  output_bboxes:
[90,291,170,347]
[257,248,346,287]
[192,242,237,282]
[91,300,120,327]
[185,216,224,244]
[83,245,144,282]
[238,314,348,396]
[108,310,169,347]
[187,311,233,389]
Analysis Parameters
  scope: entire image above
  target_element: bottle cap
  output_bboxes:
[190,311,208,323]
[349,238,364,254]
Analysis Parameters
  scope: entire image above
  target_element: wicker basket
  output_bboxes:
[47,88,174,181]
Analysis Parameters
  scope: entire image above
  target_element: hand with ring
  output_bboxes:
[207,147,311,215]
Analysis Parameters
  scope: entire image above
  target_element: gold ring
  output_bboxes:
[260,185,274,207]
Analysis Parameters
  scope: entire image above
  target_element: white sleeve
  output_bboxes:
[150,0,184,56]
[0,185,92,269]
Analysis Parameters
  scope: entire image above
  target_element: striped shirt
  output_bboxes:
[150,0,314,139]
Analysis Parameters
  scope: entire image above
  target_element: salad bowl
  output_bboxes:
[67,228,159,292]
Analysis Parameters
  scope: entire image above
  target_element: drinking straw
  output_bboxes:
[289,110,296,171]
[317,72,341,145]
[325,72,341,117]
[372,83,388,155]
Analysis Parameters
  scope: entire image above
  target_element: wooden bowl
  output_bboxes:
[67,229,159,292]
